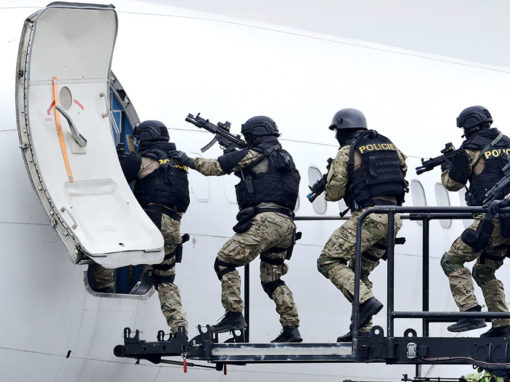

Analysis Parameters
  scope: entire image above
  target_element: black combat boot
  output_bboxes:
[481,325,510,338]
[336,330,369,342]
[211,311,247,333]
[271,326,303,343]
[350,297,383,331]
[173,325,188,341]
[447,305,486,332]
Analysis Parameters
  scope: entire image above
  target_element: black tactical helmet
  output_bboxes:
[241,116,280,137]
[133,120,169,143]
[456,106,493,130]
[329,108,367,131]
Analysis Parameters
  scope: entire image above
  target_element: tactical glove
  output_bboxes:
[487,198,510,215]
[169,150,195,169]
[447,148,470,184]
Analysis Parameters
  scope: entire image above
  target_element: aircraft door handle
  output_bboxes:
[55,105,88,148]
[99,92,109,118]
[60,206,78,230]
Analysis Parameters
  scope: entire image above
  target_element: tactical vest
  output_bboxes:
[133,142,190,213]
[462,128,510,206]
[234,141,300,210]
[345,130,406,210]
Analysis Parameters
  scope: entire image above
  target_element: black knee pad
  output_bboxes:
[214,257,236,280]
[440,252,464,276]
[261,279,285,298]
[472,264,496,286]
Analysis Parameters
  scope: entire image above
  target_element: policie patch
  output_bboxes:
[358,143,396,154]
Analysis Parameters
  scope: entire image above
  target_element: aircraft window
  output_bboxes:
[308,167,327,214]
[410,180,426,226]
[59,86,73,110]
[435,183,452,229]
[188,151,210,202]
[458,188,473,228]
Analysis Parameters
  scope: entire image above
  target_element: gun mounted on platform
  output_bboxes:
[185,113,247,153]
[307,158,333,203]
[415,142,456,175]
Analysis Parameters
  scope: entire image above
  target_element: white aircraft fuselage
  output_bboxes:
[2,1,510,381]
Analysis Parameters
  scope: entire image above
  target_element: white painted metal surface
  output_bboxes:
[15,3,164,267]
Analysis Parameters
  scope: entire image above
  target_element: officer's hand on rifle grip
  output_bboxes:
[169,150,195,169]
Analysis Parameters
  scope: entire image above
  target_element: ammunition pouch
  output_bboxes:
[461,218,494,252]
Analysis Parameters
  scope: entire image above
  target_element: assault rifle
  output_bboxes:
[307,158,333,203]
[415,142,456,175]
[185,113,247,153]
[462,155,510,252]
[483,155,510,206]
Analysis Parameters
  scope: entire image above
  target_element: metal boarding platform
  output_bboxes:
[114,206,510,378]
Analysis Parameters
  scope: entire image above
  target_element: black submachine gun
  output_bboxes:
[307,158,333,203]
[415,142,456,175]
[185,113,247,152]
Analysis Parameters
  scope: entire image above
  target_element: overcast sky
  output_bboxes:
[150,0,510,68]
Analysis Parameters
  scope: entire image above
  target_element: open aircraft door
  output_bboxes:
[15,2,164,268]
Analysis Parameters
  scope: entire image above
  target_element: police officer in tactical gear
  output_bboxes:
[170,116,303,343]
[440,105,510,337]
[316,108,408,342]
[120,120,190,336]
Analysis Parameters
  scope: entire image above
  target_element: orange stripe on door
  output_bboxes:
[52,76,74,182]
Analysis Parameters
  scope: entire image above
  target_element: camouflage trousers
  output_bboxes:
[151,211,188,334]
[216,212,300,327]
[441,217,510,327]
[91,264,115,291]
[317,208,402,332]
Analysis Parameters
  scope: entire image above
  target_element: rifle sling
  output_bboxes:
[472,132,503,169]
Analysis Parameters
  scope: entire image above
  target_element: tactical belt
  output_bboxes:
[255,207,294,219]
[357,199,397,210]
[147,203,182,222]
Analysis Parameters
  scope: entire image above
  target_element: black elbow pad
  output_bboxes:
[218,148,249,174]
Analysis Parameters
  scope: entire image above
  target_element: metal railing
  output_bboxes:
[349,206,510,354]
